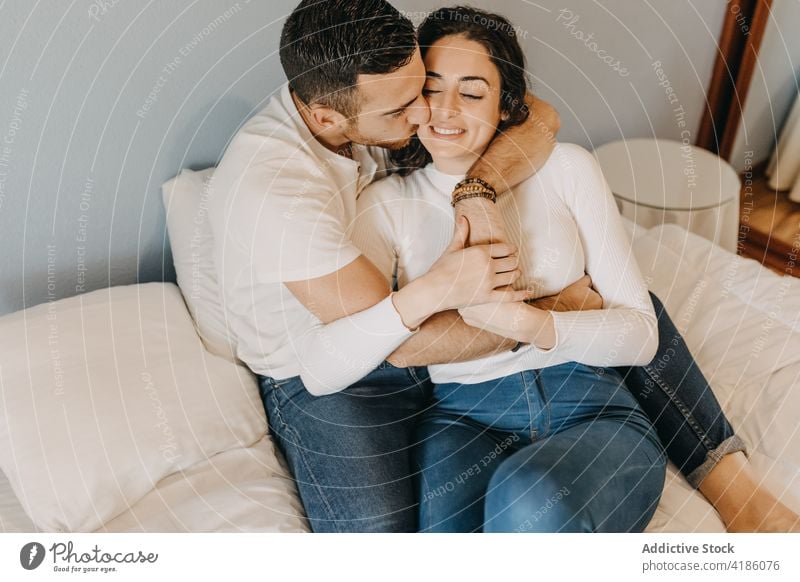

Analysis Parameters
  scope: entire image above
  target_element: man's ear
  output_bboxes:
[308,105,348,131]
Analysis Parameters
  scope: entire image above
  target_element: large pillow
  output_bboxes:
[162,168,236,361]
[98,436,308,532]
[0,283,267,531]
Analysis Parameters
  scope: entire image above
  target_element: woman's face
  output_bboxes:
[418,35,504,173]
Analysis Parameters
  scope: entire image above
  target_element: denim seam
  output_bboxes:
[267,375,293,389]
[641,364,715,451]
[418,458,434,533]
[407,366,429,402]
[268,387,341,531]
[532,369,550,437]
[519,372,538,441]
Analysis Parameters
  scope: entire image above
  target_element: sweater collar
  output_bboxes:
[421,163,466,194]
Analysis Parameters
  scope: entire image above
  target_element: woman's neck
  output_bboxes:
[431,153,480,176]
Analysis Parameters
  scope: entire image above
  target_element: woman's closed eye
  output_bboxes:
[422,88,483,101]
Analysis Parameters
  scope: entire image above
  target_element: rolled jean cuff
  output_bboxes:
[686,434,749,489]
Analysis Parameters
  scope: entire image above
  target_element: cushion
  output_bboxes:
[162,168,237,361]
[98,436,308,532]
[0,283,267,531]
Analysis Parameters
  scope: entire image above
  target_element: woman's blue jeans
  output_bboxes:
[258,292,743,532]
[616,293,745,488]
[415,363,667,532]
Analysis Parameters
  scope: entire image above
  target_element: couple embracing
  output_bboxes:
[209,0,798,533]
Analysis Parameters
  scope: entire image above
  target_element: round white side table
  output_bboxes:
[593,138,741,252]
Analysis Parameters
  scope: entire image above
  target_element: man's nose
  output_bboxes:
[406,94,430,125]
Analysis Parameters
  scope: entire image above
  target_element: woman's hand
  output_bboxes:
[459,301,530,343]
[530,275,603,312]
[392,216,534,329]
[459,298,555,349]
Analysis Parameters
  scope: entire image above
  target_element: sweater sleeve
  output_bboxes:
[541,144,658,366]
[296,295,416,396]
[297,180,409,396]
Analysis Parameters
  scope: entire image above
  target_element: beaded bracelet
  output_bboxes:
[454,176,497,195]
[450,190,497,207]
[450,177,498,206]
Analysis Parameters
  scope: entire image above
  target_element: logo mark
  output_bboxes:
[20,542,46,570]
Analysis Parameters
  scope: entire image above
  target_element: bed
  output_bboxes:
[1,169,798,533]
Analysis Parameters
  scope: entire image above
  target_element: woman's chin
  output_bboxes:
[421,141,474,163]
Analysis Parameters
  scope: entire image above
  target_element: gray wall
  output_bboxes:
[398,0,727,149]
[0,0,728,317]
[729,0,800,171]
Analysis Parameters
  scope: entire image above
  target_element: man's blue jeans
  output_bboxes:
[257,292,744,532]
[415,363,666,532]
[258,362,433,532]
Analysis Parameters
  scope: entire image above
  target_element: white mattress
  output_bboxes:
[634,223,800,531]
[2,219,798,532]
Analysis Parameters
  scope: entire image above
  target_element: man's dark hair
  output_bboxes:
[280,0,417,119]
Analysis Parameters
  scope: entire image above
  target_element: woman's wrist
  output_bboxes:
[520,305,556,350]
[390,275,440,330]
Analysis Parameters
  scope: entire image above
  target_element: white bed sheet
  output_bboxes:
[0,467,36,533]
[636,224,800,532]
[1,219,798,533]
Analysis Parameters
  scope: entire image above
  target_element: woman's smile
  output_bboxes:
[429,125,467,138]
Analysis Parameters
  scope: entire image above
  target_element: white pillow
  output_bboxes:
[162,168,237,361]
[0,283,267,531]
[98,436,309,532]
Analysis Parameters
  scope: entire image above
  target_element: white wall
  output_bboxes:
[0,0,728,316]
[729,0,800,172]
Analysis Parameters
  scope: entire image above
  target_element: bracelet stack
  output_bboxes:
[450,177,498,207]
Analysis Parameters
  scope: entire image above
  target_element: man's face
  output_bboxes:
[344,47,430,149]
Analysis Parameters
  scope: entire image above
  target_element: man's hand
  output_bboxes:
[452,94,559,247]
[393,216,534,328]
[422,216,531,308]
[465,94,560,195]
[453,196,509,246]
[530,275,603,312]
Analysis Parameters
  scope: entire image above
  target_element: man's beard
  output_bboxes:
[344,122,417,151]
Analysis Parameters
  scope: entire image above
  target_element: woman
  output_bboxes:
[352,6,800,532]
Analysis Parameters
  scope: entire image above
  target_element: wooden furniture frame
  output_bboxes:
[697,0,773,159]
